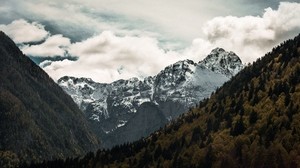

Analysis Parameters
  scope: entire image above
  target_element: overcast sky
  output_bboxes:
[0,0,299,83]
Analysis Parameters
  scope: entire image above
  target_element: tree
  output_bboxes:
[231,116,245,136]
[249,110,258,124]
[191,126,204,143]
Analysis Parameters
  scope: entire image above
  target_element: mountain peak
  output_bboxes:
[210,47,226,53]
[199,47,243,77]
[57,45,244,148]
[58,76,95,84]
[154,59,197,89]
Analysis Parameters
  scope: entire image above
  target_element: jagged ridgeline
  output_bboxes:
[0,31,101,167]
[28,33,300,168]
[58,47,243,148]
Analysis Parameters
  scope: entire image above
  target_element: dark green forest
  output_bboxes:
[25,33,300,168]
[0,31,100,168]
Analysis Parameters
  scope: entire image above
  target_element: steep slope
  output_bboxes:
[58,48,243,148]
[33,34,300,167]
[0,31,100,167]
[107,102,168,146]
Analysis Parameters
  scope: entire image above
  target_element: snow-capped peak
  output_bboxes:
[153,59,197,91]
[159,59,197,75]
[199,47,243,77]
[57,47,244,147]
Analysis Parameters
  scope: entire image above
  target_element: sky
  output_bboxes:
[0,0,300,83]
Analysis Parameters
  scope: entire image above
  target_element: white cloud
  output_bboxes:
[197,2,300,63]
[44,31,183,83]
[21,34,71,57]
[0,19,49,43]
[183,38,215,62]
[1,2,300,84]
[17,1,163,42]
[3,0,281,44]
[39,60,53,68]
[263,2,300,33]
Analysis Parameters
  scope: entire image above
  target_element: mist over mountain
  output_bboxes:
[58,47,243,148]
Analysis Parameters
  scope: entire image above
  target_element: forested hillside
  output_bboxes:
[0,31,101,168]
[27,33,300,168]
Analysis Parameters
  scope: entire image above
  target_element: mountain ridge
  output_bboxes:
[58,47,243,148]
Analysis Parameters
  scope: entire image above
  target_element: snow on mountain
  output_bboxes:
[200,47,243,77]
[58,48,244,148]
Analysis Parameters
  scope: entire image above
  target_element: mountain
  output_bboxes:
[58,47,243,148]
[110,102,168,145]
[31,34,300,168]
[0,31,101,167]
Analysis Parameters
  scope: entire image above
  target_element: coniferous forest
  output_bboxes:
[0,32,100,168]
[22,34,300,167]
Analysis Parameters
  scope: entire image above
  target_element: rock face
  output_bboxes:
[105,102,168,147]
[58,47,243,148]
[0,31,101,166]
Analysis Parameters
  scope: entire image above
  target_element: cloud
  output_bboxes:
[3,0,289,45]
[43,31,182,83]
[39,60,53,68]
[0,19,49,43]
[9,1,165,44]
[21,34,71,57]
[196,2,300,62]
[1,2,300,84]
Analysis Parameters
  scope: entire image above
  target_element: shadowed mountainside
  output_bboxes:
[0,31,101,167]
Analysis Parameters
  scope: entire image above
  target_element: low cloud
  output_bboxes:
[22,34,71,57]
[43,31,182,83]
[0,19,49,43]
